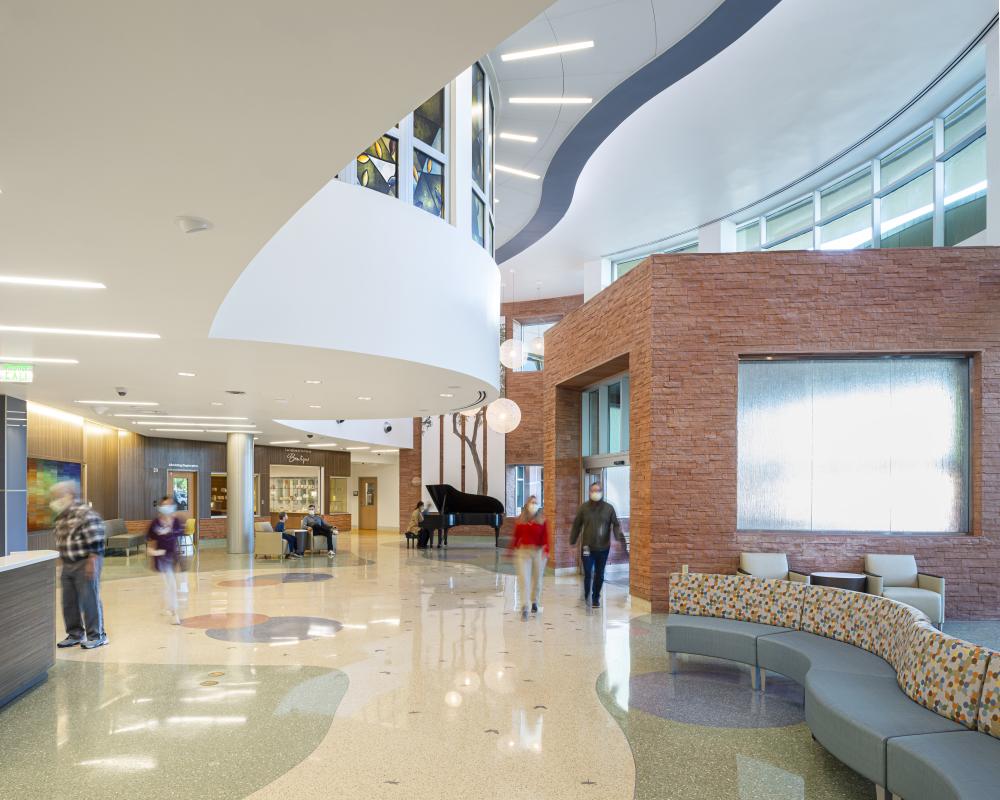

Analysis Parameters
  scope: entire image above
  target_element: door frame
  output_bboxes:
[167,469,198,536]
[358,476,378,530]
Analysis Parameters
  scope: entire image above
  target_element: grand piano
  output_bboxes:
[421,484,505,547]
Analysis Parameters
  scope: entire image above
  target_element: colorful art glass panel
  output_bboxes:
[357,135,398,197]
[472,191,485,247]
[414,90,444,151]
[413,150,444,218]
[472,64,485,191]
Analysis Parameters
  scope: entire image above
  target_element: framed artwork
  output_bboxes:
[27,457,83,531]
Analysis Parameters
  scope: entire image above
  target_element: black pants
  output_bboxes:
[312,527,336,552]
[61,557,105,642]
[582,548,610,604]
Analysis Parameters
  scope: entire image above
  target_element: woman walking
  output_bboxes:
[147,495,184,625]
[510,495,549,621]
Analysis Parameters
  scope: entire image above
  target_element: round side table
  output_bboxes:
[810,571,867,592]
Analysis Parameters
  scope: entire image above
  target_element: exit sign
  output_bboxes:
[0,363,33,383]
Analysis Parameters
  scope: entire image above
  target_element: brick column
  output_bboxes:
[398,417,422,532]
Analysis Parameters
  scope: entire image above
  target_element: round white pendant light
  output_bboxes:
[499,338,526,369]
[527,334,544,356]
[486,397,521,434]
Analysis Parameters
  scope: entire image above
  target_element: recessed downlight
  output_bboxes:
[0,325,159,339]
[344,446,369,450]
[357,396,372,401]
[274,398,288,403]
[210,402,223,406]
[269,440,300,445]
[495,164,540,180]
[501,40,594,62]
[0,276,106,289]
[508,97,592,105]
[305,379,322,385]
[439,393,454,398]
[499,132,538,143]
[76,400,159,406]
[177,372,196,377]
[308,405,322,409]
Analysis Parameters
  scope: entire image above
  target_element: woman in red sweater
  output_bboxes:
[510,495,550,621]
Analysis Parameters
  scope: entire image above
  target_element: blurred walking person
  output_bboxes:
[52,481,108,649]
[148,495,183,624]
[569,481,624,613]
[510,495,549,621]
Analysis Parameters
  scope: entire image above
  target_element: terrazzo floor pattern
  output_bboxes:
[0,532,890,799]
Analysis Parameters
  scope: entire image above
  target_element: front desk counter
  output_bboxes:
[0,550,58,709]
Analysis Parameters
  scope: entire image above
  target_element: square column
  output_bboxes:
[698,219,737,252]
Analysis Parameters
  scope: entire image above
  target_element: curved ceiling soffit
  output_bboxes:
[495,0,782,264]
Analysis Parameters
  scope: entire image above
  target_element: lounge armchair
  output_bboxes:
[864,554,944,626]
[253,521,287,559]
[738,552,809,583]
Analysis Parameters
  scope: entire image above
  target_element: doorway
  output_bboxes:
[358,477,378,530]
[168,470,198,535]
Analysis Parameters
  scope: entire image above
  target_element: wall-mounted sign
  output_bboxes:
[168,463,200,470]
[0,363,33,383]
[284,449,313,465]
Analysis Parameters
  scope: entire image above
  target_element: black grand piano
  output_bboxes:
[421,484,505,548]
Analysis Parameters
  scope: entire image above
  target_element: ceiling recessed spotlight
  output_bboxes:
[439,393,454,398]
[274,398,288,403]
[357,396,372,401]
[344,446,369,450]
[177,372,196,377]
[269,440,300,445]
[499,132,538,143]
[0,325,159,339]
[308,405,321,409]
[175,215,213,234]
[76,400,159,406]
[508,97,592,105]
[210,402,223,406]
[0,276,106,290]
[305,379,322,385]
[495,164,540,180]
[501,40,594,61]
[0,356,78,364]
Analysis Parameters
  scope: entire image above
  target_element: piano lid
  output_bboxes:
[425,484,504,515]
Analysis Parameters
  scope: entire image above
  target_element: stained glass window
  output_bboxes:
[472,64,485,192]
[414,90,444,151]
[413,150,444,218]
[472,191,485,247]
[487,92,495,208]
[357,136,398,196]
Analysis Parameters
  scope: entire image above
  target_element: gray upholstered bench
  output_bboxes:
[887,731,1000,800]
[104,518,145,557]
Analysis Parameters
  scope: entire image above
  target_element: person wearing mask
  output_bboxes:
[275,512,302,559]
[52,481,108,649]
[509,495,549,621]
[302,504,336,557]
[406,501,425,548]
[147,495,184,624]
[569,481,624,613]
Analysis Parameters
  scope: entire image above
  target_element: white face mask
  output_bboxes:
[589,491,603,502]
[50,496,73,514]
[158,504,176,516]
[525,502,538,515]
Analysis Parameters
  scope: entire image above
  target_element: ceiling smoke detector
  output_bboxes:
[175,215,213,234]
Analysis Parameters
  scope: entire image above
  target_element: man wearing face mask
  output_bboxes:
[569,481,624,613]
[51,481,108,649]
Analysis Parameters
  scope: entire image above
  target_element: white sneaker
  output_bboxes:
[171,614,181,625]
[328,551,335,558]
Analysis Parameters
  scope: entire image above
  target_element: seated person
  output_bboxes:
[275,512,302,559]
[302,505,337,557]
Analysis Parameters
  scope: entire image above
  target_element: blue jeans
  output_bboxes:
[582,548,610,604]
[61,556,105,642]
[280,532,300,555]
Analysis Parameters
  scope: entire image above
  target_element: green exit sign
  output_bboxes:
[0,363,33,383]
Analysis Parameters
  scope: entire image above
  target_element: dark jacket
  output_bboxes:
[569,500,624,551]
[147,516,183,571]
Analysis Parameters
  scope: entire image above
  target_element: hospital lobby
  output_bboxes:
[2,1,1000,798]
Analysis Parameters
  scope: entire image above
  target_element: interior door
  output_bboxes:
[359,477,378,530]
[168,470,198,534]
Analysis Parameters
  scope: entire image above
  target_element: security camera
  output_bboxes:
[306,434,314,439]
[336,420,345,424]
[383,422,392,434]
[115,387,127,397]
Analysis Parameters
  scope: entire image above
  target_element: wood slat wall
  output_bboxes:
[254,446,350,516]
[0,559,55,708]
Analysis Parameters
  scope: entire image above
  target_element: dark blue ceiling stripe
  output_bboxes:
[496,0,782,264]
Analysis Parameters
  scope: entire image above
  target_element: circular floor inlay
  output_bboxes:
[628,670,804,728]
[181,613,269,629]
[280,572,334,583]
[204,615,343,643]
[200,680,219,687]
[217,576,282,588]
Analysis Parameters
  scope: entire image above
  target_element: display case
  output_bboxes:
[329,476,348,514]
[210,473,227,517]
[269,476,319,513]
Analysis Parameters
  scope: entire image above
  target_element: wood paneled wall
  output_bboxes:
[255,446,350,516]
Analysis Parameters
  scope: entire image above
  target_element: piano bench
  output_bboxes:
[404,532,418,549]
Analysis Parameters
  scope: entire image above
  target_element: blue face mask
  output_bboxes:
[158,504,176,515]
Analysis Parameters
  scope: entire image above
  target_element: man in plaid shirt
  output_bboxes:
[51,481,108,649]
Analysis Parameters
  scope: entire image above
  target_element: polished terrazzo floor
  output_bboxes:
[3,532,997,799]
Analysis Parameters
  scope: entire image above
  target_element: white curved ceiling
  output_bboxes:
[0,0,549,443]
[497,0,996,299]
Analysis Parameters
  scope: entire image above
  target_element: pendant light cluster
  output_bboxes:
[488,268,524,434]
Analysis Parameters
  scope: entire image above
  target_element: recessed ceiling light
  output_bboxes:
[210,402,223,406]
[269,440,300,445]
[499,132,538,143]
[76,400,159,406]
[501,40,594,62]
[439,393,454,398]
[357,396,372,401]
[207,430,262,434]
[135,421,255,428]
[118,415,248,420]
[307,443,341,448]
[0,356,78,364]
[177,372,196,377]
[508,97,592,105]
[0,325,159,339]
[495,164,540,180]
[275,398,288,403]
[305,379,322,385]
[0,276,106,289]
[153,428,204,433]
[308,405,321,409]
[344,446,369,450]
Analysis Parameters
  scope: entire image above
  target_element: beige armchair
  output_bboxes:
[253,521,287,559]
[864,554,944,626]
[738,552,810,583]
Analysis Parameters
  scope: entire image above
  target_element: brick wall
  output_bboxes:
[544,248,1000,619]
[399,417,423,532]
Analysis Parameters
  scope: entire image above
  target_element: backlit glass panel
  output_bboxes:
[472,64,485,191]
[414,90,445,151]
[357,136,398,196]
[413,150,444,218]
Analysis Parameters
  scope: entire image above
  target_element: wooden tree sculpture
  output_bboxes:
[452,408,485,495]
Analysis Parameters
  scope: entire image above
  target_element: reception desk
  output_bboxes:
[0,550,58,708]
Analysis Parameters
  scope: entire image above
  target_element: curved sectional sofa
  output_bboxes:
[665,573,1000,800]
